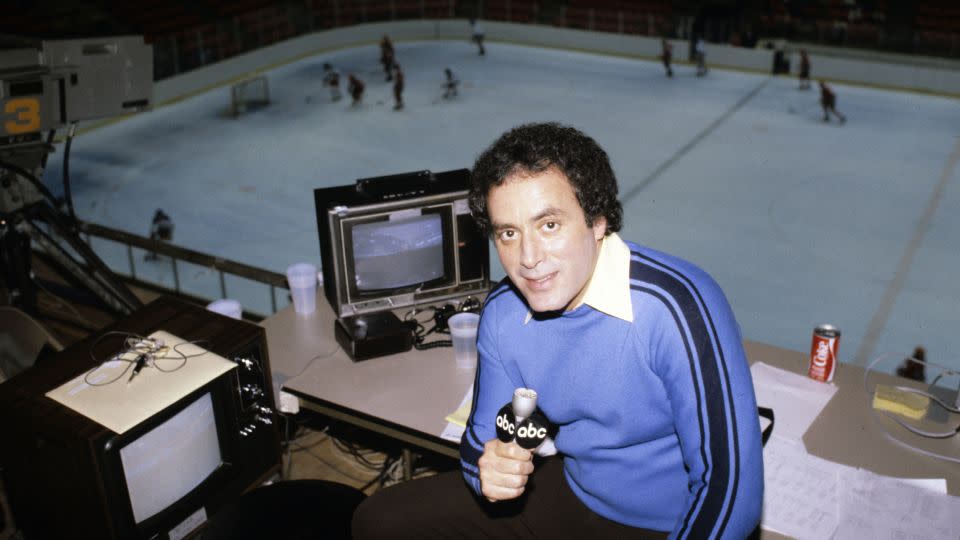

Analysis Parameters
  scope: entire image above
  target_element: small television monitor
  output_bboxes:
[97,374,250,539]
[0,299,281,540]
[315,169,490,317]
[119,390,222,525]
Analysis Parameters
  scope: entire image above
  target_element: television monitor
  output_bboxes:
[0,298,281,540]
[315,169,490,317]
[120,391,222,525]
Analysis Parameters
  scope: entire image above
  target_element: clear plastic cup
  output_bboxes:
[448,312,480,369]
[206,298,242,320]
[286,262,318,315]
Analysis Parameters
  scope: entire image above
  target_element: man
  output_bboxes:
[347,74,365,107]
[352,123,763,539]
[145,209,174,261]
[819,80,847,123]
[442,67,459,100]
[322,62,341,101]
[661,37,674,77]
[798,49,811,90]
[392,64,404,110]
[380,35,395,81]
[470,18,485,56]
[694,36,708,76]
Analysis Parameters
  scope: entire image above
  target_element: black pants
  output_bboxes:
[351,457,669,539]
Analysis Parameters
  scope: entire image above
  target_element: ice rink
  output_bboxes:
[42,39,960,376]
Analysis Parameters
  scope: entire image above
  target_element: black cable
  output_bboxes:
[331,437,384,462]
[40,129,56,170]
[412,317,452,350]
[152,340,209,372]
[330,438,386,470]
[84,330,148,385]
[62,123,78,224]
[291,441,378,485]
[359,455,399,492]
[414,338,452,350]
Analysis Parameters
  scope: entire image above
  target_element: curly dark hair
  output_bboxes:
[468,122,623,237]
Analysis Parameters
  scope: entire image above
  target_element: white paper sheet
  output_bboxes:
[751,362,839,442]
[762,435,850,539]
[440,421,466,443]
[762,434,955,540]
[46,331,236,434]
[836,468,960,540]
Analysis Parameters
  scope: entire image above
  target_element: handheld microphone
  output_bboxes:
[494,388,548,450]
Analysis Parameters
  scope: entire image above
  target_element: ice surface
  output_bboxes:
[41,40,960,375]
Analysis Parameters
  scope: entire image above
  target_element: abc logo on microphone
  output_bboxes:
[514,411,548,449]
[495,402,548,449]
[495,404,517,443]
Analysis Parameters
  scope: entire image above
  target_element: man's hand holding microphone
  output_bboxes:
[478,388,549,502]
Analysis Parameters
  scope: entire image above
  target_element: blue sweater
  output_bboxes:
[460,238,763,539]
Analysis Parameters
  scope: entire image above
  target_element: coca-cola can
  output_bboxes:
[809,325,841,382]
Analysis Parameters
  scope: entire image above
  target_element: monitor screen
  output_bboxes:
[120,392,222,524]
[351,212,444,291]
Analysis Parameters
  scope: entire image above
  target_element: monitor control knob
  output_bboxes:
[235,357,256,370]
[241,384,263,399]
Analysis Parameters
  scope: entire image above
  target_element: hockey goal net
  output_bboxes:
[230,76,270,117]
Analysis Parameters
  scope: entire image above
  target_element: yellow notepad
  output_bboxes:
[445,386,473,427]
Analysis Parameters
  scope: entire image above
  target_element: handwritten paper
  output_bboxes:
[761,435,848,539]
[836,468,960,539]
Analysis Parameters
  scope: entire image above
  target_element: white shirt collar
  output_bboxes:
[523,232,633,323]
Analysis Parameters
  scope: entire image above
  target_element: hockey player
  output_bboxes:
[660,38,673,77]
[145,209,174,261]
[380,35,395,81]
[442,68,459,100]
[798,49,811,90]
[392,64,404,110]
[323,63,341,101]
[348,74,365,107]
[470,19,485,56]
[819,80,846,124]
[694,36,708,76]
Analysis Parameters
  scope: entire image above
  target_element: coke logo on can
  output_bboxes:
[809,325,840,382]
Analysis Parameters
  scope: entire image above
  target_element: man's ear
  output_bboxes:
[592,216,608,241]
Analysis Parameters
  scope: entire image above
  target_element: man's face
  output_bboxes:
[487,167,607,313]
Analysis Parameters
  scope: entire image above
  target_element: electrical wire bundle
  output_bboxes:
[404,297,481,351]
[282,418,403,492]
[83,331,208,386]
[404,305,453,350]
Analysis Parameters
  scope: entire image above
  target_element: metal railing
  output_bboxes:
[78,221,291,318]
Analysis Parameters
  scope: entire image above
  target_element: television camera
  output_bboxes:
[0,36,153,316]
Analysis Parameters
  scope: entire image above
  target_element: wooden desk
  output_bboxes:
[263,292,960,538]
[746,341,960,495]
[263,292,471,458]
